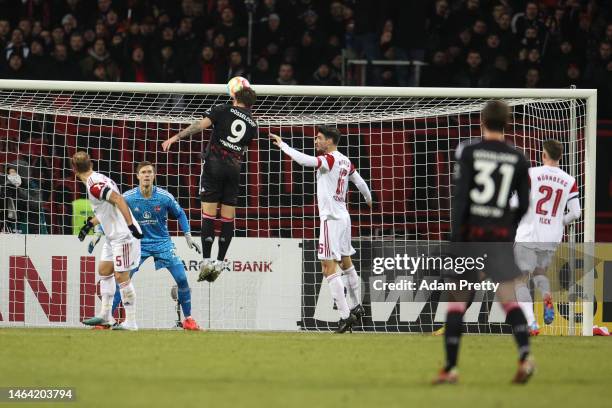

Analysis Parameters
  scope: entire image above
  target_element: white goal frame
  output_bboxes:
[0,80,597,335]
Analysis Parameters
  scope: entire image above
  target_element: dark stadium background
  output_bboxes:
[0,0,610,239]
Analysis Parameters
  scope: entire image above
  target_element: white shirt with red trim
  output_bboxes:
[515,165,579,246]
[86,171,138,242]
[316,150,354,220]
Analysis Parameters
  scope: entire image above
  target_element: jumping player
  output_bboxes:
[270,126,372,333]
[161,87,257,283]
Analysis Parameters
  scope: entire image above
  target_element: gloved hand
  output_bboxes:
[185,233,201,254]
[129,224,143,239]
[78,217,94,241]
[88,229,103,254]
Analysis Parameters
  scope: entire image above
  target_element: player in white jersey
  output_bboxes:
[72,151,144,330]
[270,126,372,333]
[513,140,581,335]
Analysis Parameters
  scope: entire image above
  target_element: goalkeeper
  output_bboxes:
[89,161,202,330]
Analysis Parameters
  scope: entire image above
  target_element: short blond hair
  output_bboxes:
[72,151,92,173]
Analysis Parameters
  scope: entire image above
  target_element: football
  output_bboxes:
[227,76,251,97]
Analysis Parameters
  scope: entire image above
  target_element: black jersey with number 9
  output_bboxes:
[202,104,257,164]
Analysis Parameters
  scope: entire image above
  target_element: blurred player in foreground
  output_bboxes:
[435,101,534,384]
[89,161,202,330]
[74,151,143,331]
[513,140,582,335]
[162,81,257,283]
[270,126,372,333]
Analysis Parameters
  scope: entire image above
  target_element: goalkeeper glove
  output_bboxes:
[185,233,201,254]
[88,228,103,254]
[78,217,94,241]
[129,224,143,239]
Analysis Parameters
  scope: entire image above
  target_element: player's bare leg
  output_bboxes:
[112,271,138,331]
[199,201,219,282]
[532,266,554,325]
[340,256,364,320]
[322,260,356,333]
[514,273,539,335]
[83,261,116,327]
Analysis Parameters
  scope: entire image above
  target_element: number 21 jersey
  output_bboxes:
[515,165,578,245]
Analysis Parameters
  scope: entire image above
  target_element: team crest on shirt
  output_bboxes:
[154,206,161,212]
[144,211,152,219]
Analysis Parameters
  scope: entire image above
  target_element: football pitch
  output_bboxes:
[1,329,610,408]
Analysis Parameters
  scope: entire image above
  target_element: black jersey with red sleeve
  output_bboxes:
[451,139,530,242]
[202,104,257,164]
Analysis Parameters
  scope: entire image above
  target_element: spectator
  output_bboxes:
[215,7,241,45]
[68,32,87,62]
[2,53,28,79]
[309,63,340,86]
[512,1,545,37]
[558,63,588,88]
[585,41,611,86]
[49,43,82,80]
[452,50,491,87]
[5,28,29,61]
[27,39,51,80]
[524,67,541,88]
[227,49,247,79]
[277,63,297,85]
[0,19,10,50]
[122,46,151,82]
[2,163,46,234]
[80,38,119,81]
[421,50,452,87]
[152,45,181,83]
[427,0,451,51]
[251,56,275,84]
[185,45,226,84]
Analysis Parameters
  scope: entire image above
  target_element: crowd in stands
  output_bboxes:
[0,0,610,115]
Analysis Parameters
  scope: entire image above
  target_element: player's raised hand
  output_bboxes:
[269,133,283,147]
[161,135,179,152]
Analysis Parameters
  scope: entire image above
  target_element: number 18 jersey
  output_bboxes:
[515,165,578,246]
[316,150,354,220]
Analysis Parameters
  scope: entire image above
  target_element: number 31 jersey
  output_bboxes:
[316,150,354,220]
[515,165,578,245]
[202,104,257,165]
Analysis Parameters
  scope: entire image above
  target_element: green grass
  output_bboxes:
[1,329,610,408]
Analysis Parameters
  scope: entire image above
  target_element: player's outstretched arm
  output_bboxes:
[161,118,212,151]
[108,191,143,239]
[269,133,319,167]
[349,170,373,208]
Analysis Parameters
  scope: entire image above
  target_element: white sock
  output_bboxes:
[515,283,536,326]
[119,280,137,325]
[326,272,350,319]
[342,266,361,310]
[99,275,115,321]
[533,275,551,299]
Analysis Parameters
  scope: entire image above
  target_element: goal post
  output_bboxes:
[0,79,596,334]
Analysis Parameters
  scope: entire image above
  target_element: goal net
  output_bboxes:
[0,80,596,335]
